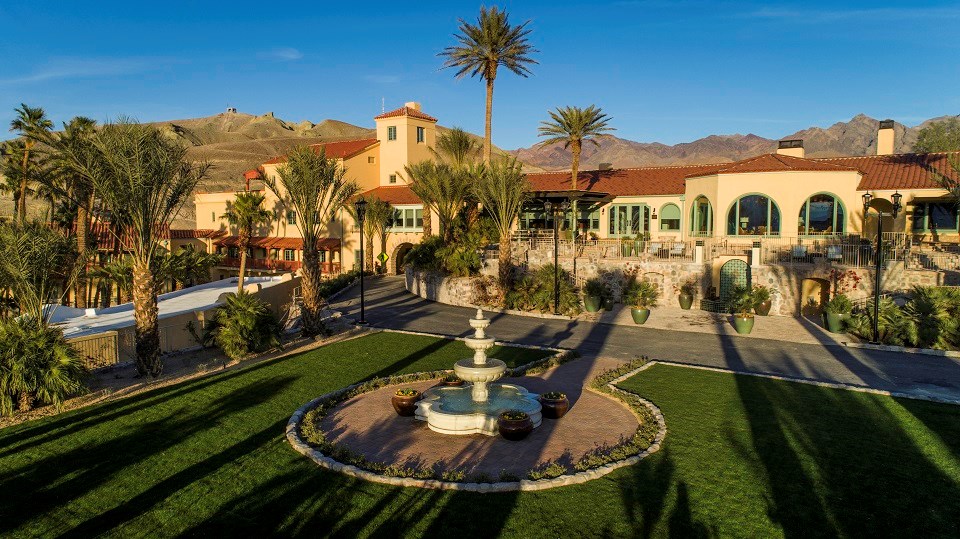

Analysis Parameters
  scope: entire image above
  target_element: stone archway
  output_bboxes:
[391,242,414,275]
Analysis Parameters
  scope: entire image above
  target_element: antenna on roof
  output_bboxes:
[381,97,385,113]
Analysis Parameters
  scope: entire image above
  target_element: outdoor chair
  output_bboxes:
[791,245,809,262]
[648,242,663,257]
[669,243,686,258]
[826,245,843,262]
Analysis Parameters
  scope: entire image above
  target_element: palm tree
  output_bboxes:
[431,127,481,169]
[221,191,273,292]
[538,105,615,243]
[261,146,359,336]
[474,157,530,286]
[440,6,537,163]
[347,195,394,273]
[9,104,53,222]
[50,120,208,377]
[0,221,80,323]
[404,161,474,242]
[90,257,133,306]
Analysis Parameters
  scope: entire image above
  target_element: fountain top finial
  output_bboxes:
[475,308,484,320]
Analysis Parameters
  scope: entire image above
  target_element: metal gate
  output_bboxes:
[719,259,750,302]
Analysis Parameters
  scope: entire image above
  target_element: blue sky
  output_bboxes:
[1,1,958,149]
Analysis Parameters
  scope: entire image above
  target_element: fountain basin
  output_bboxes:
[453,358,506,383]
[415,383,542,435]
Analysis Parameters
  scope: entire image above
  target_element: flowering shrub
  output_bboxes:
[500,410,528,421]
[395,388,420,397]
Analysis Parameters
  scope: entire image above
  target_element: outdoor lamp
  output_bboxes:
[543,200,553,213]
[354,198,368,325]
[862,192,873,213]
[891,191,903,218]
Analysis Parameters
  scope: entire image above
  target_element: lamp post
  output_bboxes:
[544,199,571,315]
[861,191,902,344]
[354,198,368,325]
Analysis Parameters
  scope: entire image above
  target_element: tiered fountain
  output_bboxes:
[415,309,542,435]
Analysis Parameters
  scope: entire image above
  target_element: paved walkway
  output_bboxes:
[322,357,637,477]
[332,277,960,402]
[596,304,849,346]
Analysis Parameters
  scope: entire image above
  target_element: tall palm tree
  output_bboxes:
[440,6,537,163]
[0,221,80,323]
[474,157,530,286]
[221,191,273,292]
[404,161,474,242]
[50,120,208,377]
[9,104,53,222]
[261,146,359,336]
[1,141,31,218]
[538,105,615,241]
[347,195,393,273]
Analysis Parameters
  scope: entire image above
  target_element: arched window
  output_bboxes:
[690,196,713,236]
[726,194,780,236]
[659,203,681,231]
[798,193,845,235]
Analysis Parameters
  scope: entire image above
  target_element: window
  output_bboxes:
[799,193,845,235]
[211,211,216,223]
[726,194,780,236]
[286,210,296,225]
[575,209,600,232]
[389,174,397,184]
[368,156,376,164]
[387,126,397,141]
[913,202,959,232]
[608,204,649,237]
[227,246,239,258]
[690,196,713,236]
[416,126,425,143]
[389,206,424,231]
[659,204,681,231]
[283,249,295,261]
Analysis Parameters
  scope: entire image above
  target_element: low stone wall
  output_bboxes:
[404,269,478,307]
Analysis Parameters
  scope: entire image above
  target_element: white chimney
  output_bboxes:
[877,119,895,156]
[404,101,422,111]
[777,139,804,158]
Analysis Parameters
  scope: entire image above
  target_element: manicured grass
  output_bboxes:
[0,335,958,537]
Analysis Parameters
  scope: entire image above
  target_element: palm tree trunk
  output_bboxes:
[422,208,432,237]
[365,229,374,272]
[18,152,28,223]
[498,232,512,287]
[132,259,161,377]
[74,204,89,309]
[484,76,495,163]
[300,247,325,336]
[238,230,250,294]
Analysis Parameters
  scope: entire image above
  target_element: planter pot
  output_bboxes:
[391,393,421,416]
[678,293,694,310]
[755,299,772,316]
[584,295,602,313]
[498,414,533,441]
[539,396,570,419]
[824,312,851,333]
[438,379,464,387]
[630,308,651,325]
[732,315,755,335]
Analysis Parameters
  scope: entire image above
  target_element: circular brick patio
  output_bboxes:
[319,357,640,478]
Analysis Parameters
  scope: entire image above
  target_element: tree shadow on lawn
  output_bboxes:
[722,342,960,536]
[0,375,297,537]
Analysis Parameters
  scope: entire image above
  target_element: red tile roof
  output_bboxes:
[814,152,960,191]
[526,163,729,197]
[243,169,261,180]
[360,185,422,205]
[168,229,224,240]
[264,138,378,165]
[692,153,857,177]
[373,106,438,123]
[214,236,340,250]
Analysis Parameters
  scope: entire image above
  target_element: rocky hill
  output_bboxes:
[510,114,956,171]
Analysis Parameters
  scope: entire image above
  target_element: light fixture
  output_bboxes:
[891,191,903,218]
[862,192,873,213]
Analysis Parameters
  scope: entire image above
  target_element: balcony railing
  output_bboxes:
[513,233,960,272]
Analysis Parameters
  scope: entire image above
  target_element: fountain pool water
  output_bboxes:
[415,309,542,436]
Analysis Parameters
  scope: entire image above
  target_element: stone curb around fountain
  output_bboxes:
[285,362,667,492]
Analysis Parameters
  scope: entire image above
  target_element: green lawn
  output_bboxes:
[0,333,958,537]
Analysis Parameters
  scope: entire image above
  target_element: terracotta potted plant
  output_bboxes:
[675,279,697,310]
[753,284,772,316]
[824,293,853,333]
[498,410,533,440]
[583,278,606,313]
[624,277,659,324]
[729,285,757,335]
[538,391,569,419]
[439,374,464,387]
[391,388,421,416]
